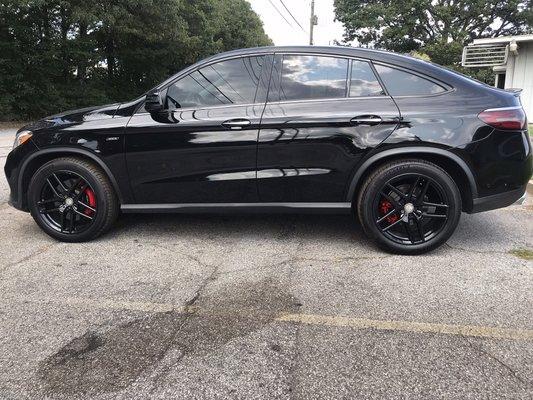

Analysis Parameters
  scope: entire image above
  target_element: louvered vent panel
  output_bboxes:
[462,44,508,67]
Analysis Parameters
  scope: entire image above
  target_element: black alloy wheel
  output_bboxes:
[374,174,449,245]
[28,157,119,242]
[358,159,461,254]
[37,171,97,234]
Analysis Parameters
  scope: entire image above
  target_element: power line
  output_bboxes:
[267,0,295,29]
[278,0,307,33]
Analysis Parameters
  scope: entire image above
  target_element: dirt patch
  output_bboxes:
[37,279,299,396]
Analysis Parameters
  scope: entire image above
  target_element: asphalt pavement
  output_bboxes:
[0,127,532,399]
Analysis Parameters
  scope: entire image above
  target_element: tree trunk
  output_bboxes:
[77,22,87,82]
[106,33,116,79]
[60,5,70,79]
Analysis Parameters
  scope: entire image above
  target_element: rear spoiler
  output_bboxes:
[505,88,523,96]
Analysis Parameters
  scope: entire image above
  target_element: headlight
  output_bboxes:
[13,130,33,149]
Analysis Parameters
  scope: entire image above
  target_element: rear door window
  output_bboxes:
[374,65,446,96]
[273,55,349,101]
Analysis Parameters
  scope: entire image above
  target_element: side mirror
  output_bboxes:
[145,90,164,113]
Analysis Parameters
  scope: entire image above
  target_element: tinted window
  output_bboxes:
[166,56,264,109]
[349,61,384,97]
[375,65,445,96]
[276,55,348,101]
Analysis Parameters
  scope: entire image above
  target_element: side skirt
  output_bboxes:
[121,202,352,214]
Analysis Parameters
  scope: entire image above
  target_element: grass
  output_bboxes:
[509,248,533,261]
[529,125,533,136]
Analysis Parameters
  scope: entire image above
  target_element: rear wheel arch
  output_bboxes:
[348,147,477,212]
[19,148,123,210]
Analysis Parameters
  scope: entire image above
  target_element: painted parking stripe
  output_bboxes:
[9,296,533,342]
[276,313,533,341]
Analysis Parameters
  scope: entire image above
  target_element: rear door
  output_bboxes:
[257,54,400,202]
[125,55,271,204]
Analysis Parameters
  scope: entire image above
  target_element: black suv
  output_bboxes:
[5,46,532,253]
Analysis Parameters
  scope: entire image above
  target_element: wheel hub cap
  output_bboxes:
[403,202,415,214]
[65,197,74,207]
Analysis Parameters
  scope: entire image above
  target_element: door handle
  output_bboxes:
[222,118,251,130]
[350,115,382,126]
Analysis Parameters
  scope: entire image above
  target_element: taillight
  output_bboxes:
[478,107,527,130]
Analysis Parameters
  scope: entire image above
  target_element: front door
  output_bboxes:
[257,54,400,202]
[125,55,271,204]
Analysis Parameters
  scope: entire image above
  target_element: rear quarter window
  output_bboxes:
[375,65,446,96]
[349,60,384,97]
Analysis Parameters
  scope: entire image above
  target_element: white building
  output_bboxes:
[462,34,533,120]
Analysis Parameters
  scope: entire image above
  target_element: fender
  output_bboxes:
[345,146,478,202]
[18,147,125,205]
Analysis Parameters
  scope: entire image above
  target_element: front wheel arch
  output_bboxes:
[347,147,477,212]
[19,148,124,211]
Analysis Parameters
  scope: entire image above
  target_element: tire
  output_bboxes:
[28,157,119,242]
[357,159,461,254]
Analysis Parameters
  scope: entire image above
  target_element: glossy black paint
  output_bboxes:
[257,96,400,202]
[20,105,134,205]
[125,104,264,203]
[5,46,532,214]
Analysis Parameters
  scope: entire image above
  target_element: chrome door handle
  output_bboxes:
[350,115,383,126]
[222,119,251,130]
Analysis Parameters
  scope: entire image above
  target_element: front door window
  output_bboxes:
[166,56,265,109]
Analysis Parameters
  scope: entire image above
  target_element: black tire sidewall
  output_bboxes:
[28,159,112,242]
[358,161,461,254]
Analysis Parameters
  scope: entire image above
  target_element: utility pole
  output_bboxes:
[309,0,317,45]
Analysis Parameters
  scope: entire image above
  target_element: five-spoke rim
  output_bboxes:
[37,171,97,234]
[373,173,449,245]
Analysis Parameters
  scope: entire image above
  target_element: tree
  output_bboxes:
[214,0,273,50]
[334,0,533,80]
[0,0,272,120]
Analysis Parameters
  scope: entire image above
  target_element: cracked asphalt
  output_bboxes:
[1,127,532,399]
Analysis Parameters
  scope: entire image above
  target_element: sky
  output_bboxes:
[246,0,346,46]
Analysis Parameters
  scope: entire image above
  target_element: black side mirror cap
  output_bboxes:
[145,90,164,113]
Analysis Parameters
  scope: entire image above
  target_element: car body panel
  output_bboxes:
[8,105,134,207]
[257,97,400,202]
[124,104,264,203]
[456,130,532,198]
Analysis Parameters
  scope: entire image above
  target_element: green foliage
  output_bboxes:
[409,51,431,62]
[0,0,272,120]
[334,0,533,82]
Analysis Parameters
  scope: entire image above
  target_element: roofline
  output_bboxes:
[152,45,478,93]
[197,45,411,60]
[473,34,533,45]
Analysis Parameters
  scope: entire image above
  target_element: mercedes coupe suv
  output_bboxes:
[5,46,532,254]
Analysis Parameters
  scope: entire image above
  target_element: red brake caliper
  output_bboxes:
[379,199,398,224]
[83,187,97,216]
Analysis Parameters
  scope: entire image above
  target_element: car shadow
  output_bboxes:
[114,212,367,244]
[111,210,524,253]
